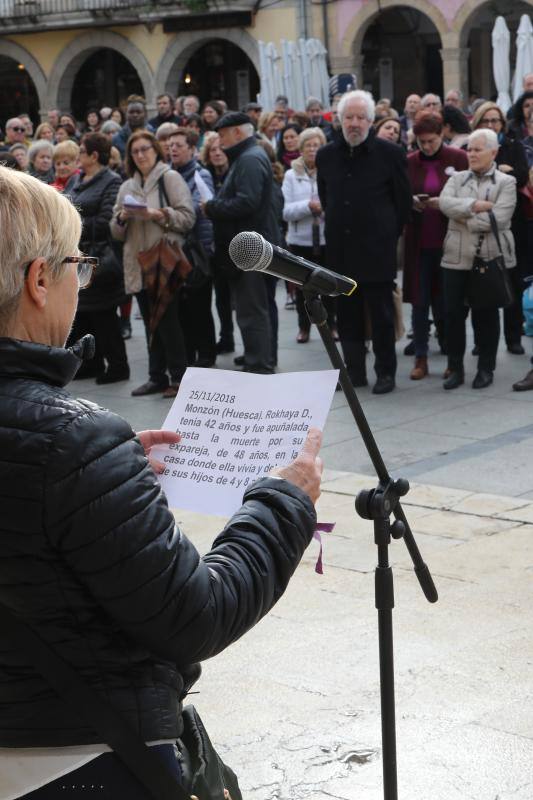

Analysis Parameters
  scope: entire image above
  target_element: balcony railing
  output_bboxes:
[0,0,253,30]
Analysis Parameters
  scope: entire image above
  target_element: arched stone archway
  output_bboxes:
[455,0,531,48]
[47,31,156,113]
[155,28,259,98]
[342,0,449,62]
[455,0,532,100]
[0,39,47,117]
[346,4,445,105]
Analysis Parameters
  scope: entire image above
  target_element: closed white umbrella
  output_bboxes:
[289,40,305,111]
[513,14,533,102]
[265,42,284,104]
[280,40,293,106]
[299,38,311,102]
[315,39,331,108]
[307,38,321,101]
[258,40,272,109]
[491,16,512,113]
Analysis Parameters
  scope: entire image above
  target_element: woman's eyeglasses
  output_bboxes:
[131,145,153,157]
[24,255,98,289]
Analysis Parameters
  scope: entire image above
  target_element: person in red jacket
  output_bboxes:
[403,111,468,379]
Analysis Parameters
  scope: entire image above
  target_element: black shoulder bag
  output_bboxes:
[0,601,241,800]
[466,210,514,309]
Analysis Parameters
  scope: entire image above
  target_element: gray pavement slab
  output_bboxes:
[72,287,533,798]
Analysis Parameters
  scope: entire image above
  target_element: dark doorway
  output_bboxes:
[0,56,39,128]
[70,49,144,119]
[178,40,259,109]
[361,7,443,108]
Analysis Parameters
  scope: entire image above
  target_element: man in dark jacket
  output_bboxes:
[317,90,412,394]
[0,165,322,795]
[204,111,278,374]
[112,96,147,157]
[170,127,217,367]
[147,92,182,132]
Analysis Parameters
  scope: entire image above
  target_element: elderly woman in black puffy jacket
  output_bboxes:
[0,167,322,798]
[65,132,129,383]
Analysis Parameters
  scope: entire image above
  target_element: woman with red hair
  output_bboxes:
[403,111,468,379]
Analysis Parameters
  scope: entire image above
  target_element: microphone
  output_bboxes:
[229,232,357,298]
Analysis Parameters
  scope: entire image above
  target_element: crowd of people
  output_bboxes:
[1,77,533,395]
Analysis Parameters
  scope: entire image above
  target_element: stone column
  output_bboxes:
[440,47,470,103]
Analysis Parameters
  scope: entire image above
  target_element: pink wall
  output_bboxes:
[336,0,465,48]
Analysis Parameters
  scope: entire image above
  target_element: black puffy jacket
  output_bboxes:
[65,167,124,312]
[0,337,316,747]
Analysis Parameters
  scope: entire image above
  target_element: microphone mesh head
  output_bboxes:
[229,231,273,272]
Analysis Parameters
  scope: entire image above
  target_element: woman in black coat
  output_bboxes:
[0,165,321,798]
[471,101,530,353]
[66,132,130,382]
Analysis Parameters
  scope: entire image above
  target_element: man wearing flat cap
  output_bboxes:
[203,111,277,373]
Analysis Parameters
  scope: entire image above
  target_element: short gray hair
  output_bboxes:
[305,96,322,111]
[338,90,376,122]
[0,167,81,333]
[421,93,442,108]
[469,128,499,150]
[100,119,121,135]
[28,139,54,165]
[6,117,23,131]
[156,122,180,139]
[298,126,326,150]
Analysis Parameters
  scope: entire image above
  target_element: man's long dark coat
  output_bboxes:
[316,129,412,284]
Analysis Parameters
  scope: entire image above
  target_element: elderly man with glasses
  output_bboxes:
[0,117,29,151]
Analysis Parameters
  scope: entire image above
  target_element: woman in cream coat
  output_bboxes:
[439,128,517,390]
[282,127,337,343]
[111,130,194,397]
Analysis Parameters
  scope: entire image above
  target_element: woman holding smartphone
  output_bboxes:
[403,111,468,379]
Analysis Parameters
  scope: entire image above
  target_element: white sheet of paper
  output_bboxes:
[194,171,213,202]
[123,193,147,208]
[154,367,338,517]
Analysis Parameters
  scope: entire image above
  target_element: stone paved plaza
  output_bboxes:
[74,288,533,799]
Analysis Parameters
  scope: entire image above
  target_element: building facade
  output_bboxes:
[0,0,531,123]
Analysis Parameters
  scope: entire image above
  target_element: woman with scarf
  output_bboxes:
[403,111,468,379]
[278,124,302,171]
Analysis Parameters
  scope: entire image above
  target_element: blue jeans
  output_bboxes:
[19,744,182,799]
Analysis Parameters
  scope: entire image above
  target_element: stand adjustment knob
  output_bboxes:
[391,520,405,540]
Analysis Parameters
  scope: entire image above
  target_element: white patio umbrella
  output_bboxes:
[280,40,293,106]
[491,16,512,113]
[288,40,305,110]
[257,40,273,109]
[315,39,331,107]
[513,14,533,102]
[265,42,284,105]
[299,38,311,103]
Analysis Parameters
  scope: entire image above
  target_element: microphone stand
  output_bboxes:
[302,280,438,800]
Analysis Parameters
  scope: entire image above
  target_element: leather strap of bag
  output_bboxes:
[487,210,504,257]
[0,601,190,800]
